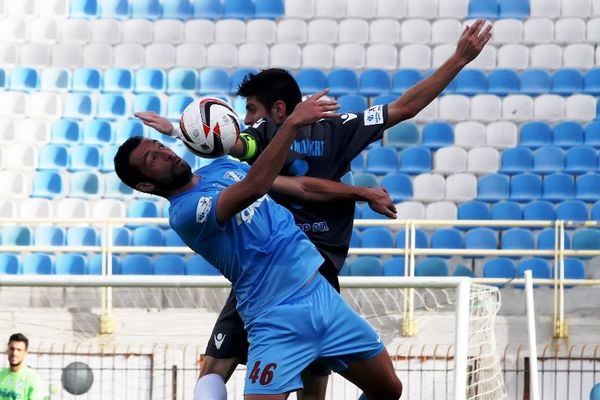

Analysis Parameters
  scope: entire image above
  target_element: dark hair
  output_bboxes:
[114,136,148,190]
[8,333,28,349]
[236,68,302,114]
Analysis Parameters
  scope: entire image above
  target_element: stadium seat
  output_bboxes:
[431,19,462,44]
[361,227,394,249]
[583,121,600,147]
[415,257,448,276]
[358,69,391,97]
[18,198,51,220]
[133,94,163,115]
[185,254,219,275]
[223,0,254,19]
[499,0,530,18]
[391,69,422,95]
[553,121,584,148]
[453,69,488,96]
[477,173,510,201]
[434,146,467,174]
[487,69,520,96]
[583,68,600,96]
[413,173,445,202]
[510,173,542,202]
[576,174,600,202]
[96,94,128,120]
[162,0,193,19]
[566,94,596,121]
[551,69,584,95]
[22,254,53,275]
[191,0,224,19]
[468,0,498,18]
[438,0,468,18]
[352,173,378,189]
[81,120,113,145]
[537,228,570,253]
[531,44,562,70]
[167,68,198,94]
[113,119,143,144]
[502,228,535,255]
[573,229,600,253]
[120,254,154,275]
[518,257,551,284]
[132,226,165,247]
[438,95,469,122]
[384,122,419,149]
[349,257,383,276]
[154,254,186,275]
[88,254,119,275]
[9,67,39,92]
[198,68,229,95]
[70,0,99,18]
[519,121,552,149]
[457,200,492,222]
[382,257,405,276]
[134,68,166,93]
[562,0,591,17]
[533,146,564,174]
[55,253,86,275]
[324,68,357,97]
[2,226,32,246]
[100,0,130,19]
[105,172,134,198]
[338,95,368,114]
[71,68,101,92]
[70,171,102,198]
[82,43,114,69]
[395,201,426,220]
[63,93,94,120]
[519,69,551,96]
[69,145,101,172]
[563,43,595,69]
[422,122,453,150]
[556,200,588,222]
[100,145,119,173]
[167,94,194,120]
[398,147,432,175]
[0,253,20,274]
[370,19,401,45]
[431,228,464,258]
[470,94,502,122]
[467,147,500,175]
[483,257,517,281]
[130,0,162,19]
[542,173,574,202]
[564,258,586,281]
[400,44,432,69]
[40,68,70,92]
[454,121,486,149]
[445,173,477,202]
[103,68,134,93]
[396,228,428,249]
[339,18,369,45]
[523,200,555,221]
[66,227,99,247]
[38,144,68,170]
[165,228,186,247]
[31,170,64,199]
[465,228,497,258]
[127,199,160,220]
[381,173,412,202]
[497,45,529,70]
[426,201,457,220]
[492,200,522,222]
[294,69,327,95]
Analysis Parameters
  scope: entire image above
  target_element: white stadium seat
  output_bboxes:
[215,19,246,44]
[370,19,400,44]
[530,44,562,69]
[565,95,596,121]
[497,44,529,70]
[564,44,594,69]
[534,94,565,122]
[470,95,502,122]
[530,0,560,18]
[347,0,376,18]
[270,43,302,68]
[19,198,52,219]
[365,44,398,70]
[431,19,463,44]
[237,43,269,68]
[4,144,37,170]
[91,199,125,219]
[0,17,28,44]
[334,43,365,69]
[562,0,591,17]
[467,147,500,175]
[445,173,477,202]
[184,20,215,44]
[315,0,345,18]
[0,171,31,199]
[555,18,586,44]
[90,19,122,44]
[246,19,276,44]
[276,19,307,43]
[492,19,524,44]
[376,0,408,18]
[434,146,467,175]
[83,43,113,69]
[395,201,426,220]
[39,0,69,18]
[29,18,58,43]
[468,45,496,70]
[432,44,455,68]
[28,92,62,119]
[401,19,431,44]
[0,199,16,219]
[301,43,333,69]
[20,43,50,68]
[175,44,206,68]
[454,121,486,149]
[408,0,438,18]
[400,44,431,69]
[587,18,600,42]
[206,43,237,68]
[439,95,470,122]
[426,201,457,220]
[284,0,315,18]
[0,119,17,144]
[60,19,90,44]
[0,92,27,118]
[307,19,338,44]
[413,173,445,202]
[502,95,534,122]
[114,43,144,68]
[145,43,176,68]
[486,121,518,149]
[413,98,438,122]
[54,198,89,220]
[338,19,369,44]
[18,118,50,144]
[7,0,35,16]
[438,0,468,18]
[523,18,555,44]
[154,19,185,44]
[122,19,154,44]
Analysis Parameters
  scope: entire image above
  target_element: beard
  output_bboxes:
[156,162,193,192]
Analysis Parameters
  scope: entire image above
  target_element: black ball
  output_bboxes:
[61,361,94,395]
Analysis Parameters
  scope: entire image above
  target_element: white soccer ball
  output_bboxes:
[179,97,241,158]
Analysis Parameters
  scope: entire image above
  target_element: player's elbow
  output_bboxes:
[388,101,417,123]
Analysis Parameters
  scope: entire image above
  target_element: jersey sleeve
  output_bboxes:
[333,104,389,162]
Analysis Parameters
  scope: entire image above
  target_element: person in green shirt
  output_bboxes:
[0,333,44,400]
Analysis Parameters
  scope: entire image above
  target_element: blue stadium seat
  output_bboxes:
[371,95,396,106]
[431,228,464,258]
[167,68,198,94]
[0,68,5,89]
[573,229,600,253]
[492,201,522,222]
[385,122,419,148]
[163,0,193,19]
[51,120,81,144]
[483,257,517,281]
[350,256,382,276]
[520,69,551,96]
[199,68,230,95]
[254,0,284,19]
[576,174,600,202]
[154,254,186,275]
[518,258,551,284]
[55,253,87,275]
[398,146,432,174]
[230,67,258,94]
[167,94,194,120]
[327,68,359,97]
[114,118,144,143]
[415,257,448,276]
[365,147,398,174]
[553,121,584,148]
[352,172,378,188]
[135,68,166,93]
[468,0,499,18]
[477,173,510,202]
[34,226,66,246]
[584,121,600,147]
[100,0,131,19]
[583,68,600,96]
[120,254,154,275]
[338,94,368,113]
[70,171,101,198]
[130,0,162,19]
[100,145,119,172]
[223,0,254,19]
[361,227,394,248]
[105,172,134,197]
[191,0,224,19]
[133,94,163,114]
[186,254,220,275]
[71,68,102,92]
[498,0,530,18]
[9,67,39,92]
[112,227,132,247]
[361,204,389,220]
[88,254,120,275]
[82,120,113,145]
[63,93,94,120]
[22,254,53,275]
[103,68,134,92]
[551,69,584,96]
[0,253,20,274]
[359,69,391,97]
[2,226,32,246]
[520,121,552,149]
[165,228,186,246]
[465,228,497,258]
[555,200,588,222]
[31,171,64,199]
[127,199,160,219]
[501,228,535,253]
[351,153,365,171]
[70,0,99,18]
[542,173,574,202]
[132,226,165,247]
[380,173,412,202]
[391,69,422,95]
[565,146,597,174]
[349,228,361,248]
[97,93,128,120]
[537,228,571,253]
[382,257,405,276]
[422,122,454,150]
[453,69,488,96]
[487,69,520,96]
[564,258,585,281]
[453,264,476,277]
[69,145,101,171]
[533,146,564,174]
[39,144,68,170]
[295,69,327,95]
[499,147,533,174]
[458,200,492,221]
[67,227,99,246]
[510,173,542,201]
[522,200,555,221]
[396,228,428,249]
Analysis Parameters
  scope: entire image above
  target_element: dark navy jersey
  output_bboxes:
[242,105,389,270]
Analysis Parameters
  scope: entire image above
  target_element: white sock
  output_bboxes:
[194,374,227,400]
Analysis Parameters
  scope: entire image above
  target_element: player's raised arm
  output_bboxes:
[215,90,340,223]
[385,19,493,128]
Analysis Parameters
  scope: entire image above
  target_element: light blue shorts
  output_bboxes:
[244,274,384,395]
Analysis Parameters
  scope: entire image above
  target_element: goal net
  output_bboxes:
[0,275,506,400]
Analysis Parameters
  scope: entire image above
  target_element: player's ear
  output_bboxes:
[271,100,287,121]
[136,181,155,194]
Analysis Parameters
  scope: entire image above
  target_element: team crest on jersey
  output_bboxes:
[364,105,383,126]
[196,196,212,223]
[224,171,244,182]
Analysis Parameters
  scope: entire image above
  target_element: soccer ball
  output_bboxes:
[179,97,241,158]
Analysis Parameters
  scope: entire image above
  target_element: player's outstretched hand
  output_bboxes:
[289,89,340,127]
[134,111,174,135]
[366,188,397,219]
[454,19,493,65]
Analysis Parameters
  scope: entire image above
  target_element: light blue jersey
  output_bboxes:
[168,157,324,323]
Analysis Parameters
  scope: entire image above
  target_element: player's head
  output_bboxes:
[7,333,28,370]
[236,68,302,126]
[114,136,193,197]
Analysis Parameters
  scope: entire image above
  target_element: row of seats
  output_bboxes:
[3,41,599,70]
[0,253,220,276]
[7,66,600,98]
[340,256,586,280]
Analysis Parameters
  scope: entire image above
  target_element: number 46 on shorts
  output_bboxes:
[248,361,278,385]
